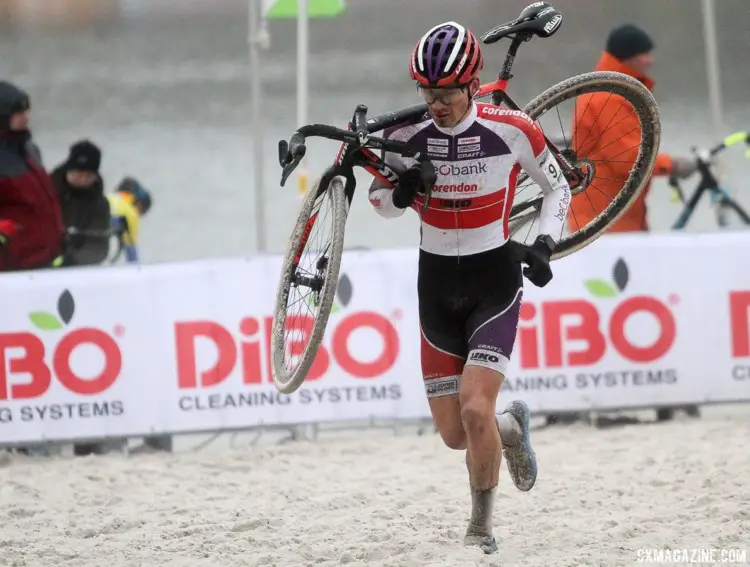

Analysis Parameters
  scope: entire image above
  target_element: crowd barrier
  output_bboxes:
[1,231,749,445]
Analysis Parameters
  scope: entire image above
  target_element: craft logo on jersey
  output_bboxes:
[457,135,483,159]
[504,259,680,393]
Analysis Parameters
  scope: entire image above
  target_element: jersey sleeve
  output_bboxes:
[368,133,408,219]
[507,114,572,243]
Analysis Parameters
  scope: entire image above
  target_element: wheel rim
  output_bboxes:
[275,185,339,385]
[511,74,659,255]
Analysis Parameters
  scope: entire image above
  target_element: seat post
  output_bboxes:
[491,37,524,106]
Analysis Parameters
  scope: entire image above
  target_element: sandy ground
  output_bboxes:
[1,410,749,567]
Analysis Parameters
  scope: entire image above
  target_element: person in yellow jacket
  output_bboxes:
[107,176,152,263]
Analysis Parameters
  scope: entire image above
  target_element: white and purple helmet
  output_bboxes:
[409,22,484,88]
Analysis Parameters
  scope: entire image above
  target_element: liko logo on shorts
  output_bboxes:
[176,273,402,389]
[0,290,124,400]
[518,259,678,368]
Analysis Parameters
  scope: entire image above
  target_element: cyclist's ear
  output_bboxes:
[468,77,481,100]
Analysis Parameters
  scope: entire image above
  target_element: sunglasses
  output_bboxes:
[416,85,468,105]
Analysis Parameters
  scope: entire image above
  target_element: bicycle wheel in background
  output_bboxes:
[271,176,347,395]
[506,70,661,260]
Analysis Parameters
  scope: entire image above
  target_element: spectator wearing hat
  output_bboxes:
[568,23,698,234]
[0,80,65,271]
[51,140,111,266]
[559,24,700,426]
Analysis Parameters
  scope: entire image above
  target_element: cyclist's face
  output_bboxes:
[418,78,478,128]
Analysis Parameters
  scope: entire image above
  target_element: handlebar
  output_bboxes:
[277,103,434,189]
[667,131,749,201]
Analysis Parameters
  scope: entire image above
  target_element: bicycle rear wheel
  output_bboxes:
[270,176,347,394]
[510,70,661,260]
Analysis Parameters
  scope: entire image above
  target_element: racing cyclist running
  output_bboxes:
[368,22,572,554]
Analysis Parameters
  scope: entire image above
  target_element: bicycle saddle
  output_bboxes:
[481,2,563,44]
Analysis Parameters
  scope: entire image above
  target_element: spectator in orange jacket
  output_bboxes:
[568,24,696,234]
[562,24,699,424]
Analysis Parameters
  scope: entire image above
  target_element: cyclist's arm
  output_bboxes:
[510,116,572,242]
[368,150,408,219]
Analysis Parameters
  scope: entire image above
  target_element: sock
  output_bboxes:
[467,486,495,535]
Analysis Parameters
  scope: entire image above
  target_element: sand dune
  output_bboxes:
[1,412,748,567]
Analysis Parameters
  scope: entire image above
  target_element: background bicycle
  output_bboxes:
[668,131,750,230]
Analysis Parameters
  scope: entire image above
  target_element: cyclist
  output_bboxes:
[368,21,572,554]
[108,176,152,263]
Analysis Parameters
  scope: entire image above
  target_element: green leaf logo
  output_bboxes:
[584,279,618,298]
[304,294,342,313]
[29,311,63,330]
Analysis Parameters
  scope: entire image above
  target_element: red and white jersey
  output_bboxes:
[369,102,571,256]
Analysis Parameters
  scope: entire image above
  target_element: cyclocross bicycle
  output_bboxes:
[270,2,662,394]
[668,131,750,229]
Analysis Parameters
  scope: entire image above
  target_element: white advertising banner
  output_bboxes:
[0,231,749,444]
[503,231,750,412]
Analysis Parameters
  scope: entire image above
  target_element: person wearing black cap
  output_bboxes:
[569,23,698,234]
[51,140,112,266]
[562,25,700,426]
[0,80,66,271]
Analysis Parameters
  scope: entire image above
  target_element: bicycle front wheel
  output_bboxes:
[511,70,662,260]
[270,176,347,394]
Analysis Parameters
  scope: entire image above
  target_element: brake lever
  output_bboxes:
[352,104,370,147]
[278,132,307,186]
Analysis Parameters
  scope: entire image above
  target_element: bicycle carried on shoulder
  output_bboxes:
[668,131,750,229]
[269,2,663,394]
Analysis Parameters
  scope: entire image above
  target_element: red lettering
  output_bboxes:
[609,297,676,362]
[175,311,401,388]
[0,330,121,399]
[518,297,676,368]
[240,317,262,384]
[730,291,750,357]
[332,312,399,378]
[175,321,236,388]
[0,333,50,400]
[518,303,539,369]
[543,300,605,367]
[53,328,121,395]
[286,315,329,381]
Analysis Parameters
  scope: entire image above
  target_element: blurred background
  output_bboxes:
[1,0,748,264]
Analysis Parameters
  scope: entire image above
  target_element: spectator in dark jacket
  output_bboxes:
[0,80,65,271]
[51,140,111,266]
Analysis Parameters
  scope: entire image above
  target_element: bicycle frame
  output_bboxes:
[669,132,750,229]
[281,33,575,233]
[279,33,567,268]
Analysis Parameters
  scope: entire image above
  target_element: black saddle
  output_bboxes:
[481,2,563,44]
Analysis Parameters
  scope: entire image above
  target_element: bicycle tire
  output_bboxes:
[271,176,347,395]
[520,70,661,261]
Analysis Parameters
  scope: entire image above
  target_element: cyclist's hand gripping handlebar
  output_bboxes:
[415,153,437,214]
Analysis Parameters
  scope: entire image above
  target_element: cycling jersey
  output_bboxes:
[368,102,571,390]
[369,102,571,256]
